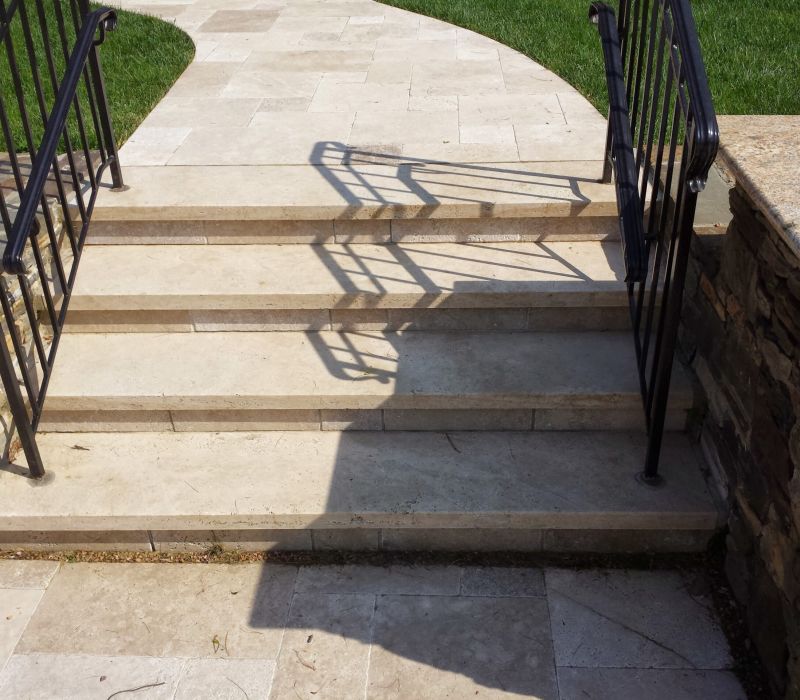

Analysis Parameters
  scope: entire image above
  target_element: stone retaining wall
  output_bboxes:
[0,195,63,461]
[681,183,799,699]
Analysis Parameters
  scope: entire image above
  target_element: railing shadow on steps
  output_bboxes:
[310,141,603,217]
[308,140,629,395]
[590,0,718,482]
[0,0,123,479]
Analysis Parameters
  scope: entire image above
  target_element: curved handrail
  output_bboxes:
[666,0,719,191]
[2,7,117,275]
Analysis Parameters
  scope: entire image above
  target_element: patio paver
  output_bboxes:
[114,0,603,168]
[96,0,612,222]
[0,562,747,699]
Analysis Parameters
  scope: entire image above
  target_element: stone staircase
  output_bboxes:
[0,161,721,553]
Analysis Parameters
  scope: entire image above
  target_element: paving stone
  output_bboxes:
[542,529,714,554]
[222,70,323,100]
[0,530,152,552]
[367,595,559,699]
[383,409,533,431]
[350,110,458,145]
[333,218,391,243]
[459,566,545,597]
[63,310,195,334]
[556,668,747,700]
[17,563,296,658]
[190,310,331,332]
[151,529,313,552]
[515,122,608,162]
[296,565,460,595]
[245,49,374,72]
[0,589,44,672]
[0,654,183,699]
[175,658,275,699]
[312,528,382,551]
[380,528,543,552]
[170,409,322,431]
[383,308,529,332]
[40,409,174,432]
[140,97,262,129]
[0,561,59,589]
[170,117,356,166]
[270,593,374,698]
[390,217,618,243]
[320,409,383,430]
[199,10,280,33]
[311,83,410,114]
[545,569,733,669]
[119,126,191,166]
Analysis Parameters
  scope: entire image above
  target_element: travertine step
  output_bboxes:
[89,161,619,243]
[65,241,632,332]
[42,330,691,432]
[2,431,720,552]
[87,216,619,245]
[92,162,617,224]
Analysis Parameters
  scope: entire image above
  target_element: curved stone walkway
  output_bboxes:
[115,0,606,168]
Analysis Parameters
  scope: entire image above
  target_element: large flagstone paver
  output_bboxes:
[16,563,297,658]
[556,668,748,700]
[367,594,559,699]
[545,569,733,670]
[0,562,57,673]
[0,560,59,589]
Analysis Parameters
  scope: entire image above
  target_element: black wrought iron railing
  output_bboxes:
[0,0,122,478]
[590,0,719,481]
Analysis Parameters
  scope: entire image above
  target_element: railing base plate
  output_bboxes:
[636,471,665,488]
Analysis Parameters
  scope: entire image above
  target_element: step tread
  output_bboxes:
[70,241,628,310]
[4,431,718,531]
[92,162,617,222]
[46,330,692,411]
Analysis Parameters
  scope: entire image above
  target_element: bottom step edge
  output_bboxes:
[0,527,718,554]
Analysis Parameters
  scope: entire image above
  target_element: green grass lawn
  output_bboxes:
[379,0,800,115]
[0,2,194,153]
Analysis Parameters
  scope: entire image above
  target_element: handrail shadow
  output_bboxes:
[311,141,602,219]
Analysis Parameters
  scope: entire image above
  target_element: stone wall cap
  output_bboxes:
[716,115,800,260]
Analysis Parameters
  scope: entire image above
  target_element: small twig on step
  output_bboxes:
[106,682,166,699]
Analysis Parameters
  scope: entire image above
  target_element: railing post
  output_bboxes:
[87,48,123,189]
[79,0,123,190]
[0,315,44,478]
[643,187,699,482]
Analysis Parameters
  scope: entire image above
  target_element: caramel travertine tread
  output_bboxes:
[3,430,716,531]
[44,330,693,411]
[68,241,628,310]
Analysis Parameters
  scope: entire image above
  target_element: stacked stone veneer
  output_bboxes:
[681,184,799,699]
[0,195,63,460]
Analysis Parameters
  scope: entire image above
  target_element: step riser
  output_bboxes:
[61,307,634,333]
[0,527,714,554]
[40,408,688,433]
[86,216,619,245]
